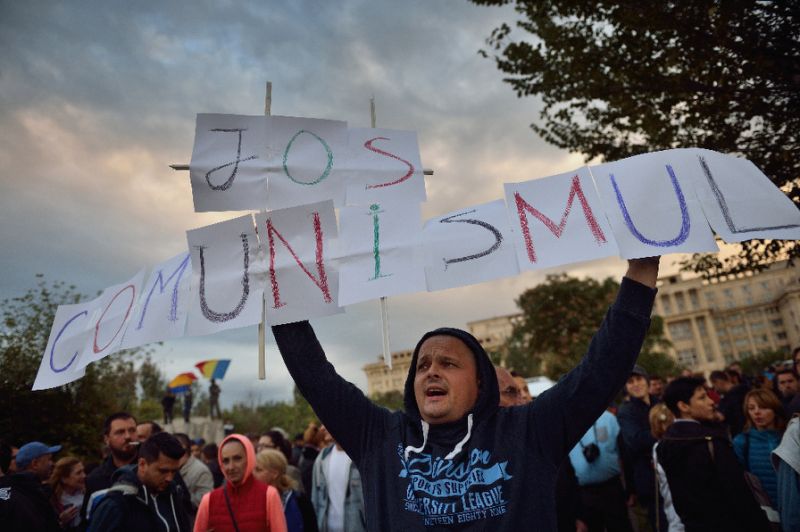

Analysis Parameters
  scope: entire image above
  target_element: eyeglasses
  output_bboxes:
[501,387,521,398]
[257,443,276,451]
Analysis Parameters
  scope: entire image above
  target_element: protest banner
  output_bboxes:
[31,107,800,391]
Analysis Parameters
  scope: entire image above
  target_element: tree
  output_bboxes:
[0,275,142,457]
[506,273,672,379]
[371,390,404,412]
[471,0,800,276]
[138,354,167,403]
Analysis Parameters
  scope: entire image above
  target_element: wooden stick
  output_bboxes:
[257,81,272,380]
[370,97,393,370]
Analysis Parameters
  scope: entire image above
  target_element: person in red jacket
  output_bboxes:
[194,434,286,532]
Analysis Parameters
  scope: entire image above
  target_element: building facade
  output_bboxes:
[363,349,414,396]
[467,314,520,364]
[656,261,800,374]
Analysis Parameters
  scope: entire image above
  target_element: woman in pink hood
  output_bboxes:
[194,434,287,532]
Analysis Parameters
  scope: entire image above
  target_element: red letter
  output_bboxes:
[266,213,332,308]
[93,285,136,353]
[364,137,415,189]
[514,175,606,263]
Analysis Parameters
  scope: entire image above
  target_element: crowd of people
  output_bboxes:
[0,411,370,531]
[2,257,800,531]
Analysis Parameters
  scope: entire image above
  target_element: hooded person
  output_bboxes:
[86,432,191,531]
[193,434,287,532]
[271,258,660,531]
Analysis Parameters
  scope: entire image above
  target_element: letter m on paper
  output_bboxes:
[514,175,607,264]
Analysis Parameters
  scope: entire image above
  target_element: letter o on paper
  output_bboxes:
[93,285,136,353]
[282,129,334,185]
[50,310,88,373]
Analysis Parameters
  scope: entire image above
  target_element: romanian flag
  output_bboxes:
[195,359,231,380]
[168,372,197,393]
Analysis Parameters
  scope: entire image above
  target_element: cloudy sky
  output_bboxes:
[1,1,676,406]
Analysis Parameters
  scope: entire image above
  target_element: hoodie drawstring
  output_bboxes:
[403,413,475,461]
[404,420,430,461]
[445,413,473,460]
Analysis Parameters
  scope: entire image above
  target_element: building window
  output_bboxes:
[675,292,686,313]
[689,289,700,310]
[696,317,708,337]
[668,320,693,340]
[660,296,672,315]
[677,349,699,367]
[730,325,747,336]
[734,338,750,349]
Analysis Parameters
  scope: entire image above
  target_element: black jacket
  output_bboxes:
[617,395,657,503]
[655,420,769,532]
[0,471,61,532]
[718,383,749,436]
[273,277,655,531]
[82,455,133,520]
[86,464,190,532]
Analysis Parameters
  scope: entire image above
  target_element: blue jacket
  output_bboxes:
[568,410,622,486]
[733,428,781,507]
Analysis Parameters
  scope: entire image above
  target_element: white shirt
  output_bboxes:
[325,445,352,532]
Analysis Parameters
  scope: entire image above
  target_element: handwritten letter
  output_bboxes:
[505,168,617,269]
[342,128,426,206]
[185,214,265,336]
[591,151,718,258]
[338,200,426,305]
[190,114,268,212]
[423,199,519,291]
[255,200,342,325]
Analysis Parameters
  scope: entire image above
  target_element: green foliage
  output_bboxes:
[471,0,800,275]
[507,273,671,379]
[134,398,163,423]
[370,390,404,412]
[0,275,142,457]
[737,348,789,378]
[223,395,317,438]
[138,354,167,403]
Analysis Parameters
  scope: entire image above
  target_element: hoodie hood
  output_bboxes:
[218,433,255,486]
[403,327,499,424]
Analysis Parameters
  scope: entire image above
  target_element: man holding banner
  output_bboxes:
[273,257,659,531]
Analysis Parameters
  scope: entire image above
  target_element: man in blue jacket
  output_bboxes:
[87,432,190,531]
[272,258,659,531]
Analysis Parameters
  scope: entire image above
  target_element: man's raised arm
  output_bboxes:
[271,321,389,464]
[529,257,660,463]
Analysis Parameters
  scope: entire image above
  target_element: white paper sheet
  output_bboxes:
[423,199,520,290]
[119,252,192,350]
[77,269,146,369]
[505,168,618,269]
[32,302,92,390]
[342,128,426,206]
[591,150,719,258]
[687,148,800,242]
[255,200,343,324]
[337,201,426,305]
[265,116,348,210]
[185,214,265,336]
[190,114,269,212]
